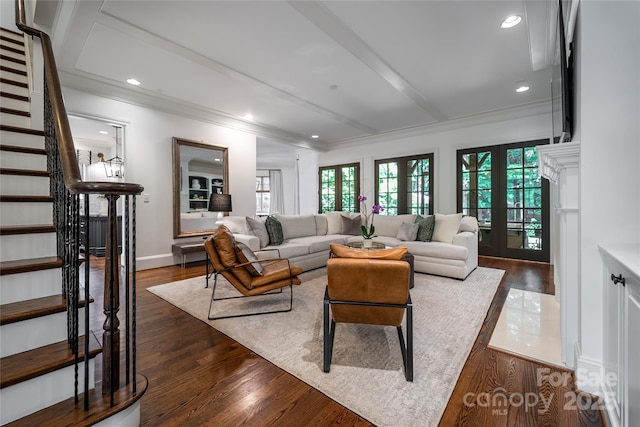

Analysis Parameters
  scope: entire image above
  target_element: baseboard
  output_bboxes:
[574,341,604,396]
[136,253,176,271]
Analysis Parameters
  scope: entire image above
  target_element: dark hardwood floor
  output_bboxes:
[85,256,604,426]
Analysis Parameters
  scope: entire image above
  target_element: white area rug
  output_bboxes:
[148,267,504,426]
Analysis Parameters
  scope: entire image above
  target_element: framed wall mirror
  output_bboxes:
[173,137,228,238]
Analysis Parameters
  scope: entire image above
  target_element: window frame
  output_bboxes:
[318,162,360,213]
[255,175,270,215]
[374,153,434,216]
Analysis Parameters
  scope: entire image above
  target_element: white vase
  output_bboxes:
[363,239,373,248]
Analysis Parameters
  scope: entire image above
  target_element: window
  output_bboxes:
[256,176,270,214]
[375,153,434,215]
[318,163,360,213]
[457,140,549,262]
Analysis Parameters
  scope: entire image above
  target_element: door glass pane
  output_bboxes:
[341,166,357,212]
[507,148,523,169]
[406,158,430,215]
[320,168,336,213]
[378,162,398,215]
[459,151,492,248]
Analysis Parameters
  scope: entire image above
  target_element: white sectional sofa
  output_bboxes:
[223,212,479,280]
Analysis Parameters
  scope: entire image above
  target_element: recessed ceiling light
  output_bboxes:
[501,15,522,29]
[311,135,319,139]
[516,85,530,93]
[244,113,254,121]
[99,130,109,135]
[126,78,141,86]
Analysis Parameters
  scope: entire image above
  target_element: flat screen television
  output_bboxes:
[550,0,573,143]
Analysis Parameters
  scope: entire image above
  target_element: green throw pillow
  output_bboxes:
[415,215,436,242]
[265,215,284,246]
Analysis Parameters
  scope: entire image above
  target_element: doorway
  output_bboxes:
[457,140,550,262]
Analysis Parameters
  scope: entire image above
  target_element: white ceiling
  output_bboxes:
[39,0,557,156]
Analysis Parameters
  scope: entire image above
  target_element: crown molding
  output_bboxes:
[326,100,552,149]
[59,71,329,152]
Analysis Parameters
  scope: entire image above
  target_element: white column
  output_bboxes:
[537,142,580,368]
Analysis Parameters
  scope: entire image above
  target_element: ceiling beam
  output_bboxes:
[289,0,448,122]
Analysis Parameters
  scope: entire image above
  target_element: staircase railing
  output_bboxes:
[15,0,144,411]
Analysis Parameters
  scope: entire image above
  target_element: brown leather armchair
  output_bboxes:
[204,225,303,320]
[323,244,413,381]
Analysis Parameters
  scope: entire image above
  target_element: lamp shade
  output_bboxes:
[209,193,232,212]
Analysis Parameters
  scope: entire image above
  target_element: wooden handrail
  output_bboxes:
[15,0,143,197]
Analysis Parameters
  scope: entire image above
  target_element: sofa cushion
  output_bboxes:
[235,242,263,276]
[330,243,408,260]
[265,216,284,245]
[314,214,328,235]
[341,215,362,235]
[260,243,309,259]
[325,211,344,234]
[396,222,419,241]
[222,216,248,234]
[415,215,436,242]
[372,236,403,247]
[246,216,269,248]
[275,214,316,239]
[372,214,416,237]
[459,215,479,233]
[404,240,468,260]
[432,213,463,244]
[288,235,346,253]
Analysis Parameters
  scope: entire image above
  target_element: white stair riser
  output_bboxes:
[0,67,28,84]
[0,150,45,170]
[0,232,57,262]
[0,82,28,97]
[0,174,49,196]
[0,130,45,149]
[0,268,62,304]
[0,30,24,43]
[0,58,26,70]
[0,309,86,357]
[0,111,30,127]
[0,48,25,61]
[0,96,29,111]
[0,359,95,425]
[0,201,52,226]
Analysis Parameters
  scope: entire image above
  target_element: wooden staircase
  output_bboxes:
[1,27,145,426]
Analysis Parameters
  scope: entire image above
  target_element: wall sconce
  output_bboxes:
[208,193,232,225]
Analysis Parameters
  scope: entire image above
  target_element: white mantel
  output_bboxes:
[537,141,581,368]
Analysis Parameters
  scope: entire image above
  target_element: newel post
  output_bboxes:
[103,194,121,396]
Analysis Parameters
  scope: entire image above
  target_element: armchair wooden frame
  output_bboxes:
[204,239,299,321]
[323,289,413,381]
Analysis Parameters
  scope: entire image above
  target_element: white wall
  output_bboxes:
[574,0,640,379]
[62,88,257,270]
[318,109,551,214]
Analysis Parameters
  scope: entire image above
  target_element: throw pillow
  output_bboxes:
[325,211,343,234]
[246,216,269,247]
[330,243,408,260]
[396,221,419,241]
[265,215,284,246]
[432,213,463,244]
[212,225,237,267]
[235,242,264,276]
[341,215,362,235]
[415,215,436,242]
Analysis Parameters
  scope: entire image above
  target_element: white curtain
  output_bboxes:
[294,155,300,214]
[269,169,285,214]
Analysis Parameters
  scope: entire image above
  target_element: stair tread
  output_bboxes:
[0,34,24,47]
[0,124,45,136]
[0,91,28,102]
[0,256,61,275]
[0,293,92,325]
[1,77,28,88]
[0,224,56,235]
[0,144,45,154]
[0,195,54,203]
[0,64,27,77]
[0,331,102,389]
[0,168,49,177]
[0,107,30,117]
[5,374,148,427]
[0,54,26,66]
